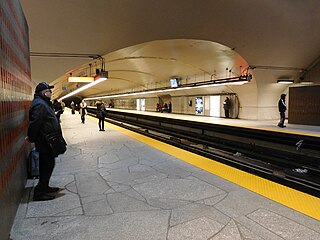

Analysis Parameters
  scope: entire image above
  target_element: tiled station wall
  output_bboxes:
[288,60,320,126]
[289,86,320,126]
[0,0,32,238]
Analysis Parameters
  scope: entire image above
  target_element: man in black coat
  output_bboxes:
[96,102,107,131]
[27,82,63,201]
[223,97,231,118]
[278,93,287,128]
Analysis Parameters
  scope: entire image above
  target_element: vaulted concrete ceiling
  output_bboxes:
[20,0,320,99]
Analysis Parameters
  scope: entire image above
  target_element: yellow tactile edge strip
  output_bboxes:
[105,121,320,221]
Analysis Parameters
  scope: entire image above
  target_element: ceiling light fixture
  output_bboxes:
[277,79,294,84]
[59,77,107,101]
[94,71,108,81]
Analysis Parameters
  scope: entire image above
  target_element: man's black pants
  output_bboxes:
[278,112,286,126]
[81,113,85,123]
[34,148,55,194]
[99,117,105,130]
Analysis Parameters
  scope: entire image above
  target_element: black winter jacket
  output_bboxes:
[278,99,287,113]
[96,104,107,119]
[28,94,62,145]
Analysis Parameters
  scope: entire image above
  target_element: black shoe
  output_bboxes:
[101,129,105,131]
[45,187,61,193]
[99,129,102,131]
[33,193,55,201]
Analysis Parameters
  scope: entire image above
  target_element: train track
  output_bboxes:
[87,108,320,197]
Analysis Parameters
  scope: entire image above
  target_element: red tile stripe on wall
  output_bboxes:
[0,101,31,197]
[0,101,31,156]
[0,101,29,122]
[0,4,29,60]
[2,0,29,46]
[0,67,32,94]
[0,1,30,78]
[0,38,30,77]
[0,141,29,198]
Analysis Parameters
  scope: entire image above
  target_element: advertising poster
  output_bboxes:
[195,97,203,114]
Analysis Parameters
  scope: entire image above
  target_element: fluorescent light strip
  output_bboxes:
[84,80,248,101]
[300,81,313,85]
[277,79,294,84]
[59,77,107,101]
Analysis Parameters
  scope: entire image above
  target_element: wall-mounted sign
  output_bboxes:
[68,77,94,83]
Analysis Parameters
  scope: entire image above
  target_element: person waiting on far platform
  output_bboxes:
[278,93,287,128]
[53,99,63,122]
[161,103,168,113]
[223,97,231,118]
[70,101,75,114]
[96,102,107,131]
[168,101,172,113]
[79,100,87,124]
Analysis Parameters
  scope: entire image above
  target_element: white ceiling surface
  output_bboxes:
[20,0,320,100]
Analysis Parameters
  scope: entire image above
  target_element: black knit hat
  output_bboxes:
[35,82,54,93]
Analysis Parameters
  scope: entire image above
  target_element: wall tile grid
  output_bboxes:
[0,0,32,238]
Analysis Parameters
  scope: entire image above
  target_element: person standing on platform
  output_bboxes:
[223,97,231,118]
[168,101,172,113]
[27,82,62,201]
[53,99,63,122]
[79,100,87,123]
[96,102,107,131]
[161,103,168,113]
[61,100,65,110]
[278,93,287,128]
[70,101,75,114]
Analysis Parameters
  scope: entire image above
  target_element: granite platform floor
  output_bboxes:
[10,111,320,240]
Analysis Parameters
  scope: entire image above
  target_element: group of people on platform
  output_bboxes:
[70,100,107,131]
[69,95,287,129]
[156,102,172,113]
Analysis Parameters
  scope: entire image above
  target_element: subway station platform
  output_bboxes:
[11,110,320,240]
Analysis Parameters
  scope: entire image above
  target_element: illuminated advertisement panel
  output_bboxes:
[195,97,203,115]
